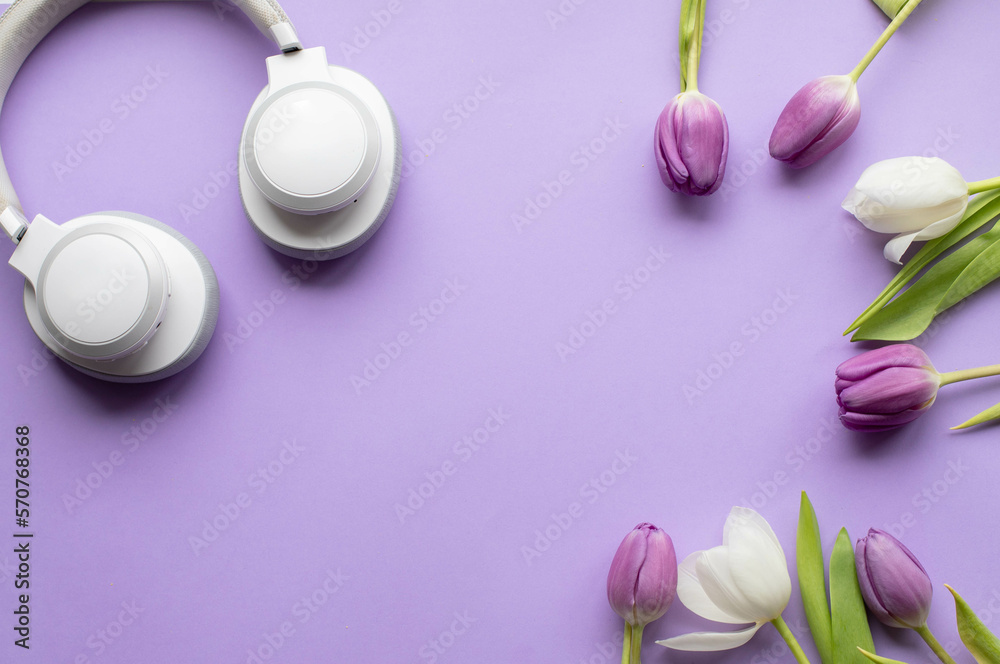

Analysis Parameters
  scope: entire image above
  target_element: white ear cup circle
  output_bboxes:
[244,83,381,214]
[240,65,401,260]
[36,224,168,360]
[23,213,219,383]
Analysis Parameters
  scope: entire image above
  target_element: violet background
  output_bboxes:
[1,0,999,662]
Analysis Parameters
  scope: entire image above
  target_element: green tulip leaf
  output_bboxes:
[853,223,1000,341]
[870,0,908,18]
[858,648,911,664]
[798,492,834,664]
[953,401,1000,430]
[830,528,876,664]
[937,236,1000,312]
[948,585,1000,663]
[845,189,1000,335]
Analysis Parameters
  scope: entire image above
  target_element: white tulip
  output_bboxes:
[842,156,969,265]
[655,507,791,652]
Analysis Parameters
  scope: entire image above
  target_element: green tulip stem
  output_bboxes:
[678,0,707,92]
[915,624,959,664]
[939,363,1000,387]
[621,623,631,664]
[772,616,814,664]
[849,0,924,82]
[629,623,644,664]
[968,177,1000,195]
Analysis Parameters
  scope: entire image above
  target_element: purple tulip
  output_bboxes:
[835,344,941,432]
[654,91,729,196]
[607,522,678,627]
[769,75,861,169]
[856,529,933,629]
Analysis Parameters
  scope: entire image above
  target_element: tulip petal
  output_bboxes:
[656,623,763,651]
[789,93,860,169]
[835,345,934,382]
[770,76,852,159]
[912,206,968,242]
[837,367,939,414]
[679,96,729,195]
[658,98,689,188]
[725,510,791,620]
[607,527,647,623]
[633,527,678,623]
[839,405,932,432]
[884,232,918,264]
[696,546,763,623]
[845,157,968,234]
[884,209,966,265]
[676,552,747,624]
[769,75,860,168]
[841,187,869,218]
[722,507,782,553]
[855,536,902,628]
[654,92,729,196]
[857,529,933,629]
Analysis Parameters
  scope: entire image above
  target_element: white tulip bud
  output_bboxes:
[842,157,969,264]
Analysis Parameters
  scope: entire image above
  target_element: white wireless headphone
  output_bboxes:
[0,0,402,383]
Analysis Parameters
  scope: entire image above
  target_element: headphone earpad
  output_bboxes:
[23,213,219,383]
[239,65,401,260]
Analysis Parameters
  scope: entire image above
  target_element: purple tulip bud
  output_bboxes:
[856,529,933,629]
[769,75,861,169]
[654,91,729,196]
[607,522,678,627]
[835,344,941,432]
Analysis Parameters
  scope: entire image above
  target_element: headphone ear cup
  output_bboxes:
[239,65,401,260]
[23,213,219,383]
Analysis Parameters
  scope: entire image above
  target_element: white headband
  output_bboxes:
[0,0,301,241]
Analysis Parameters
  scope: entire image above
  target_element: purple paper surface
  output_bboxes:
[1,1,999,663]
